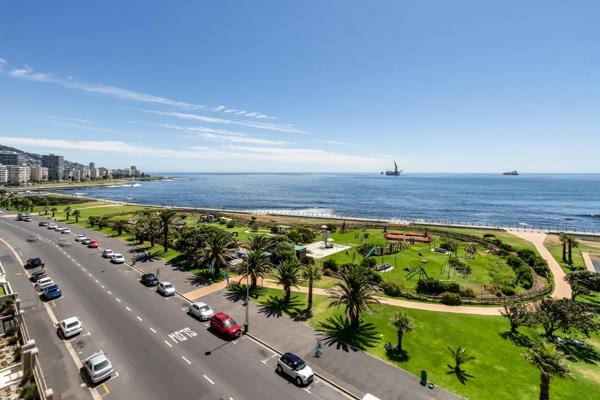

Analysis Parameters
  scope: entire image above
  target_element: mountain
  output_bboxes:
[0,144,84,169]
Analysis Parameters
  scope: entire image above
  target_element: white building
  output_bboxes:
[7,165,30,185]
[30,166,49,183]
[0,165,7,184]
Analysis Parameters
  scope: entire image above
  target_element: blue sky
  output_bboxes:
[1,1,599,172]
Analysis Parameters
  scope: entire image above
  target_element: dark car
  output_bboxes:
[38,221,49,227]
[210,312,242,339]
[43,284,62,300]
[25,257,44,269]
[140,273,159,286]
[30,270,48,282]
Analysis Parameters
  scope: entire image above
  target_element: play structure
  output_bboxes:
[404,265,429,280]
[384,232,431,243]
[364,242,402,258]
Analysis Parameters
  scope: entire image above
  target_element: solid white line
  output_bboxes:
[203,375,214,384]
[150,327,156,333]
[164,340,173,348]
[125,306,131,311]
[116,298,122,303]
[182,356,191,365]
[136,315,143,321]
[107,290,112,295]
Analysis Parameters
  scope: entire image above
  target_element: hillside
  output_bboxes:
[0,144,83,169]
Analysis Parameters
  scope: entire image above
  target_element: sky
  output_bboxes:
[1,1,599,173]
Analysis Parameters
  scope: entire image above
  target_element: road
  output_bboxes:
[0,213,351,400]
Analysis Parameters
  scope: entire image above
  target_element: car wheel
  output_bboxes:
[296,377,303,386]
[276,365,283,374]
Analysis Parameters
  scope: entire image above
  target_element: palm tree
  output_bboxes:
[64,206,72,221]
[524,340,572,400]
[111,219,129,236]
[448,345,475,374]
[157,209,177,252]
[391,311,414,353]
[43,205,50,216]
[247,234,273,253]
[97,216,109,230]
[327,264,380,328]
[201,228,237,276]
[566,236,578,265]
[558,233,568,262]
[50,207,57,218]
[302,262,322,312]
[275,261,302,303]
[72,209,81,223]
[240,248,273,290]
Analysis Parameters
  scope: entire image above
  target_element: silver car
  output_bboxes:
[82,351,113,384]
[157,282,175,296]
[59,316,83,338]
[188,302,214,320]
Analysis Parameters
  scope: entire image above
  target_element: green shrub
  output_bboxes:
[7,335,18,346]
[226,220,235,229]
[460,287,476,298]
[416,278,460,295]
[323,268,336,277]
[440,291,462,305]
[506,255,523,269]
[323,259,338,272]
[381,281,403,297]
[360,257,376,269]
[501,285,516,296]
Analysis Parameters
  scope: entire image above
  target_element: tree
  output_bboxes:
[327,264,380,328]
[247,234,274,254]
[531,298,600,338]
[64,206,71,221]
[302,262,322,312]
[501,301,531,333]
[88,215,98,227]
[72,209,81,223]
[157,209,178,252]
[275,261,302,303]
[201,228,237,276]
[523,340,572,400]
[447,346,475,375]
[565,270,600,300]
[50,207,57,218]
[240,248,273,290]
[566,236,578,265]
[391,311,414,353]
[111,219,129,236]
[97,216,109,230]
[558,233,568,263]
[177,226,209,267]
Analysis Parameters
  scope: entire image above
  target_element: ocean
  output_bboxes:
[55,173,600,232]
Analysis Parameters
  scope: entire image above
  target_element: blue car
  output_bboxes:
[43,284,62,300]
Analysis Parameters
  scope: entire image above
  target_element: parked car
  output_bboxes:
[276,353,314,386]
[22,215,32,222]
[75,234,87,242]
[61,228,72,234]
[87,240,98,248]
[43,284,62,300]
[81,238,92,245]
[157,281,175,296]
[59,316,83,338]
[55,226,64,233]
[102,249,115,258]
[110,253,125,264]
[38,221,49,227]
[47,223,57,230]
[140,273,159,286]
[82,351,113,384]
[25,257,44,269]
[209,312,242,339]
[35,277,55,291]
[188,302,214,320]
[30,270,48,282]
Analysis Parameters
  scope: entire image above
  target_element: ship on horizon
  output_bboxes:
[381,161,402,176]
[503,170,519,176]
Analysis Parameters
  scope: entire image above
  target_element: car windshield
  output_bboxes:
[67,322,79,328]
[223,318,237,327]
[163,284,173,289]
[145,274,156,279]
[292,360,306,371]
[199,305,210,312]
[94,360,110,371]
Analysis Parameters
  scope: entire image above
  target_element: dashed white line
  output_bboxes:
[88,273,92,277]
[115,298,122,303]
[150,327,157,333]
[95,279,99,283]
[136,315,143,322]
[101,285,105,289]
[164,340,173,348]
[182,356,191,365]
[107,290,112,295]
[203,374,214,384]
[125,306,131,311]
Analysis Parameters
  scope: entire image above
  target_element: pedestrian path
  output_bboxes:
[582,252,597,273]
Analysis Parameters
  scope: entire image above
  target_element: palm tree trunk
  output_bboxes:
[539,372,550,400]
[163,229,169,252]
[397,331,404,352]
[568,242,572,264]
[284,286,291,303]
[562,242,566,262]
[307,282,313,311]
[251,276,257,290]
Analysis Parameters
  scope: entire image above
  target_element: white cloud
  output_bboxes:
[158,124,289,145]
[215,105,226,112]
[45,115,91,124]
[324,140,353,145]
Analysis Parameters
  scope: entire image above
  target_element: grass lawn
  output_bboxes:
[544,234,587,272]
[249,287,600,400]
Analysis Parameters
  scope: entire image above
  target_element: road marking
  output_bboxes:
[88,273,93,277]
[125,306,131,311]
[99,383,110,397]
[182,356,191,365]
[95,279,99,284]
[15,272,22,276]
[168,327,197,343]
[107,290,112,295]
[49,300,57,309]
[136,315,143,322]
[203,374,214,384]
[101,285,105,289]
[163,340,173,348]
[115,298,121,303]
[150,327,157,333]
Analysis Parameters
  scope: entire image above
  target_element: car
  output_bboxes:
[47,223,57,230]
[25,257,44,269]
[55,226,64,233]
[75,234,87,242]
[102,249,114,258]
[61,228,72,234]
[81,238,92,245]
[157,281,175,296]
[110,253,125,264]
[140,273,159,286]
[30,270,48,282]
[276,353,314,386]
[43,284,62,300]
[209,312,242,339]
[38,221,49,227]
[87,240,98,248]
[59,316,83,338]
[188,302,214,320]
[22,215,32,222]
[82,351,113,384]
[35,277,55,291]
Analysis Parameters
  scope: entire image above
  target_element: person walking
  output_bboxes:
[315,341,324,358]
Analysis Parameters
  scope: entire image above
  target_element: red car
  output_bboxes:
[210,312,242,339]
[87,240,98,248]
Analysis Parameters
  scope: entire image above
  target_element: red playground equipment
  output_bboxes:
[384,232,431,243]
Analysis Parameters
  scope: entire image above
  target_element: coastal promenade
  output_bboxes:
[582,252,598,273]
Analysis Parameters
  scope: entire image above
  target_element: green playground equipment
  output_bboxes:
[405,265,429,281]
[365,245,377,258]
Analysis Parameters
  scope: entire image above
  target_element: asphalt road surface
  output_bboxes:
[0,213,351,400]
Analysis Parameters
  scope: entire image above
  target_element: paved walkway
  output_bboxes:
[582,252,597,273]
[507,229,571,299]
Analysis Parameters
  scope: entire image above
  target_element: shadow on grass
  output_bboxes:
[499,331,534,348]
[558,341,600,364]
[446,367,474,385]
[225,285,265,303]
[259,295,303,318]
[316,314,380,352]
[385,347,410,362]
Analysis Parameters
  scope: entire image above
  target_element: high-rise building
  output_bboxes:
[7,165,29,185]
[0,165,7,184]
[0,152,25,166]
[42,154,64,181]
[30,166,49,182]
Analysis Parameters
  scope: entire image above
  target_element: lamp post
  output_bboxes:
[244,255,249,333]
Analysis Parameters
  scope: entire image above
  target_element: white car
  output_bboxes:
[157,282,175,296]
[59,316,83,338]
[47,223,57,230]
[82,351,113,384]
[102,249,115,258]
[35,277,55,291]
[61,228,72,234]
[55,226,64,232]
[110,253,125,264]
[276,353,314,386]
[188,302,214,320]
[75,234,87,242]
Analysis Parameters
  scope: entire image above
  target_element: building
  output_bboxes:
[7,165,29,185]
[0,152,25,166]
[81,167,90,180]
[30,166,48,183]
[41,154,64,181]
[89,162,98,179]
[130,166,138,177]
[0,165,7,184]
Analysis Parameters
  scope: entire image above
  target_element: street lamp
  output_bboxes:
[243,254,250,333]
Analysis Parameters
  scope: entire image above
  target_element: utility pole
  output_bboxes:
[244,262,249,333]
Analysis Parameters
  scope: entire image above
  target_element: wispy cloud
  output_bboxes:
[158,124,289,145]
[45,115,91,124]
[0,58,7,70]
[142,109,307,134]
[213,105,274,120]
[324,140,353,145]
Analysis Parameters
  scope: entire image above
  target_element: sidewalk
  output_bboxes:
[582,252,598,273]
[201,289,461,400]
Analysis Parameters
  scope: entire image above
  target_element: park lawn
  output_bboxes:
[250,287,600,400]
[544,234,587,272]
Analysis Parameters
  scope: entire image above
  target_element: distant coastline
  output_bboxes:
[2,175,165,192]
